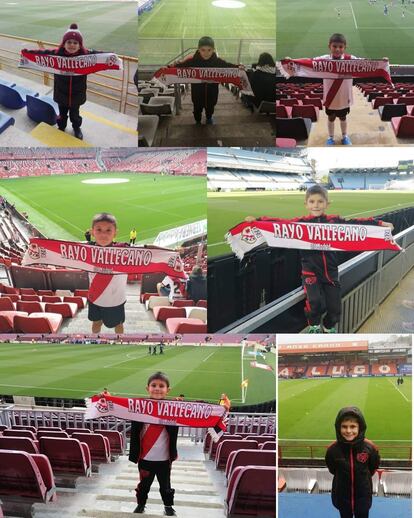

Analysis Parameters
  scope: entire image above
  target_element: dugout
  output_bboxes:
[207,206,414,333]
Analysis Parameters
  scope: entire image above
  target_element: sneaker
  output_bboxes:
[341,135,352,145]
[326,137,335,145]
[206,117,214,125]
[323,325,337,333]
[73,128,83,140]
[164,506,177,516]
[195,120,202,125]
[58,127,66,132]
[308,325,322,333]
[134,503,146,513]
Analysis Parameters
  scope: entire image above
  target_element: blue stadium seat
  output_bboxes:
[0,111,15,134]
[0,83,39,109]
[26,95,58,125]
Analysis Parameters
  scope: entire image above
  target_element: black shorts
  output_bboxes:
[325,107,350,118]
[88,301,125,328]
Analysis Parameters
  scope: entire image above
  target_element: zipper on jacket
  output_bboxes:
[69,76,72,107]
[350,447,355,514]
[322,252,334,284]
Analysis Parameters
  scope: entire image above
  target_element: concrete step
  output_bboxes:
[30,122,92,147]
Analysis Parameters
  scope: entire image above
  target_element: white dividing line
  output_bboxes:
[103,351,149,369]
[346,201,414,218]
[349,1,358,29]
[202,351,215,362]
[207,241,227,248]
[280,438,411,442]
[387,377,411,403]
[0,383,149,397]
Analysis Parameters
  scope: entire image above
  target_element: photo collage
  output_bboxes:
[0,1,411,518]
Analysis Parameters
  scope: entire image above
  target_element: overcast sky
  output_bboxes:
[306,147,414,174]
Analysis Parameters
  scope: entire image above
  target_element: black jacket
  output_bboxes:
[128,421,179,464]
[247,68,276,107]
[186,274,207,303]
[176,51,237,108]
[260,214,383,284]
[325,407,380,514]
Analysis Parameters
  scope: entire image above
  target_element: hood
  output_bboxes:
[335,406,366,445]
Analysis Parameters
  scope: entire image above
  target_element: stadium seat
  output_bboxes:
[26,94,58,125]
[0,436,39,454]
[95,430,125,455]
[391,115,414,137]
[276,117,312,140]
[0,111,15,134]
[165,317,207,333]
[276,137,297,147]
[16,300,44,313]
[381,470,412,496]
[196,299,207,308]
[63,295,87,309]
[14,312,63,334]
[208,434,242,460]
[225,449,276,480]
[146,296,170,310]
[172,299,195,307]
[41,295,62,303]
[397,96,414,105]
[140,96,175,116]
[37,431,69,439]
[257,101,276,115]
[140,292,158,304]
[20,288,37,295]
[0,83,39,109]
[39,437,91,476]
[215,439,258,470]
[278,468,317,493]
[71,433,111,463]
[1,293,19,303]
[292,104,319,122]
[37,427,63,432]
[378,103,407,121]
[0,297,15,310]
[74,289,89,297]
[226,466,276,517]
[260,441,276,450]
[138,115,159,147]
[0,450,56,502]
[372,96,393,109]
[66,427,92,435]
[245,435,276,445]
[0,310,28,331]
[279,98,299,107]
[20,294,41,302]
[4,286,19,295]
[3,429,36,440]
[152,306,186,322]
[37,290,54,296]
[44,302,78,318]
[276,105,291,118]
[11,425,37,433]
[302,97,323,109]
[314,469,334,492]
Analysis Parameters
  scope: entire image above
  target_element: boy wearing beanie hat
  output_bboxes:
[175,36,238,124]
[325,407,380,518]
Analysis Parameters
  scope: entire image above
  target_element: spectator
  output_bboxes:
[245,52,276,110]
[186,266,207,303]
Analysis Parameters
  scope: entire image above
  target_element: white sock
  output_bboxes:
[327,120,335,137]
[340,119,347,136]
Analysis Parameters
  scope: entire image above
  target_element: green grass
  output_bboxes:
[0,172,206,244]
[0,343,275,405]
[0,0,137,56]
[138,0,276,65]
[208,190,414,257]
[277,0,414,64]
[279,377,412,459]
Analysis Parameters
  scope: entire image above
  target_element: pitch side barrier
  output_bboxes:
[1,407,275,443]
[208,207,414,332]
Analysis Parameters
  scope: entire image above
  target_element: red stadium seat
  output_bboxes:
[19,288,36,295]
[276,105,292,118]
[63,295,86,309]
[3,429,36,440]
[245,435,276,444]
[276,138,297,148]
[279,98,299,107]
[44,302,78,318]
[225,449,276,480]
[37,290,54,296]
[39,437,91,476]
[397,96,414,104]
[4,286,19,295]
[226,466,276,517]
[20,294,41,302]
[0,450,56,503]
[172,299,195,307]
[215,439,258,470]
[37,431,69,439]
[140,292,158,303]
[208,434,242,461]
[72,433,111,463]
[165,317,207,334]
[260,441,277,450]
[302,97,323,109]
[41,295,62,303]
[391,115,414,137]
[95,430,125,455]
[0,297,15,310]
[152,306,186,322]
[0,436,39,454]
[1,293,18,303]
[66,427,92,435]
[37,427,63,432]
[12,425,37,433]
[74,289,89,297]
[292,104,319,122]
[14,312,63,333]
[196,299,207,308]
[16,300,44,314]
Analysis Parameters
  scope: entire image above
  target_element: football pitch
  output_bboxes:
[0,172,206,244]
[207,190,414,257]
[277,0,414,64]
[0,0,137,56]
[0,344,276,405]
[279,376,412,459]
[138,0,276,65]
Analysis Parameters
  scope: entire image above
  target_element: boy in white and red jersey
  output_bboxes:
[129,372,178,516]
[88,212,128,334]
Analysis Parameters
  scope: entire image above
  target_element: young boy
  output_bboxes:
[88,212,128,334]
[129,372,178,516]
[175,36,238,125]
[325,407,380,518]
[246,185,394,332]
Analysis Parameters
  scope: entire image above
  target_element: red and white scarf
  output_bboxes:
[277,58,392,84]
[226,220,402,259]
[86,394,227,430]
[153,67,254,95]
[22,238,186,278]
[19,50,122,75]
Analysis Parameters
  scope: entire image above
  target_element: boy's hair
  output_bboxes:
[91,212,117,227]
[147,371,170,387]
[198,36,215,49]
[258,52,275,67]
[329,33,347,45]
[305,184,329,201]
[340,415,359,424]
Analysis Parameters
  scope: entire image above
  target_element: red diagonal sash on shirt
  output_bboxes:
[88,273,113,303]
[140,424,165,459]
[324,54,351,108]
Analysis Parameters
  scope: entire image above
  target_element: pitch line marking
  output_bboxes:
[103,351,149,368]
[349,2,358,29]
[346,201,414,218]
[280,438,411,442]
[387,377,411,402]
[202,351,215,362]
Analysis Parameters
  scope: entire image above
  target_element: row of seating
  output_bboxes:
[144,294,207,333]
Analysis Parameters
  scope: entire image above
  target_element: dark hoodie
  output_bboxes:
[325,407,380,515]
[175,51,237,113]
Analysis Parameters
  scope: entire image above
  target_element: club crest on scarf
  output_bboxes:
[241,226,259,244]
[27,243,45,261]
[96,397,113,414]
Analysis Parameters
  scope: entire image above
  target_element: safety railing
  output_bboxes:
[279,443,412,461]
[0,33,138,114]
